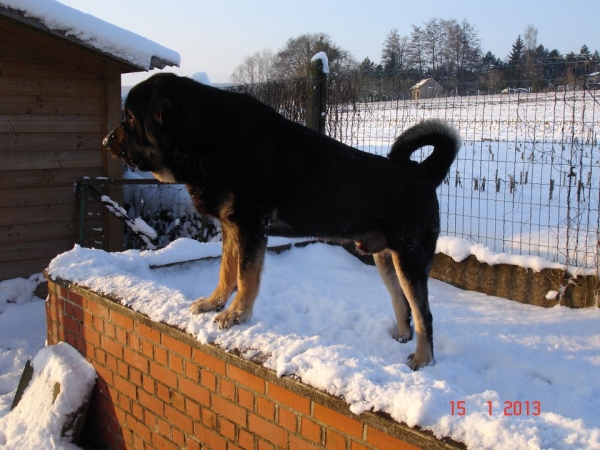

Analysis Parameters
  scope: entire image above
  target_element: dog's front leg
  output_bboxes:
[190,224,239,314]
[214,222,267,329]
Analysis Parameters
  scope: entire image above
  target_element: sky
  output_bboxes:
[56,0,600,86]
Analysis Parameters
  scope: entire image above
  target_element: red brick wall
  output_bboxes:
[45,277,460,450]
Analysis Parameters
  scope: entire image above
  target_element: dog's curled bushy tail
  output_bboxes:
[388,119,460,187]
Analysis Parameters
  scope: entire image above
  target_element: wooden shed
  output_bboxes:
[410,78,445,100]
[0,2,179,280]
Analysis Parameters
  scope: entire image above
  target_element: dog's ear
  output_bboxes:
[150,92,171,125]
[142,91,171,146]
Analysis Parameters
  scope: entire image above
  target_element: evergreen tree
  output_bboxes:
[360,57,375,72]
[483,51,502,68]
[359,57,382,78]
[508,35,525,65]
[381,28,407,72]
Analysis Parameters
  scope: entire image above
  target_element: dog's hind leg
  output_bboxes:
[190,223,239,314]
[390,249,434,370]
[373,250,413,343]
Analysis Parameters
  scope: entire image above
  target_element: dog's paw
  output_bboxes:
[393,324,414,343]
[214,306,252,330]
[190,296,226,315]
[406,353,434,371]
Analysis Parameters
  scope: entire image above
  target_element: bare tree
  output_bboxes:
[404,18,481,85]
[422,18,446,73]
[524,24,538,51]
[231,49,274,85]
[444,19,482,88]
[406,25,425,75]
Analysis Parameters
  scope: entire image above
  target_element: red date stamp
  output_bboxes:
[450,400,541,416]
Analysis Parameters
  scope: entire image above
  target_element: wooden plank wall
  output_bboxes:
[0,18,121,280]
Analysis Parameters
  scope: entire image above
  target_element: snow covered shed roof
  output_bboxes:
[411,78,435,90]
[0,0,180,72]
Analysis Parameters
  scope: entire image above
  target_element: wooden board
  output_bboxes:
[0,114,101,133]
[0,131,101,152]
[0,202,102,227]
[0,94,101,115]
[0,257,53,280]
[0,237,79,263]
[0,167,104,189]
[0,76,102,97]
[0,185,78,208]
[0,149,101,171]
[0,58,101,79]
[0,219,102,245]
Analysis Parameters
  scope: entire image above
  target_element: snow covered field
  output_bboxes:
[19,238,595,449]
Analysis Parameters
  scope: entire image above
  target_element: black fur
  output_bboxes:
[104,73,460,370]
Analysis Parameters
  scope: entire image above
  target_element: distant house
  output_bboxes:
[410,78,445,100]
[586,72,600,89]
[501,87,530,94]
[0,1,179,280]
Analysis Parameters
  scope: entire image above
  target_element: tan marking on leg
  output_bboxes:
[215,239,266,329]
[374,251,413,342]
[390,251,434,370]
[190,199,239,314]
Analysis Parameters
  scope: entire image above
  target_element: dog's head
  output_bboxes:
[103,75,174,177]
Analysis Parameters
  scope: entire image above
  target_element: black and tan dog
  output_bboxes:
[103,73,460,370]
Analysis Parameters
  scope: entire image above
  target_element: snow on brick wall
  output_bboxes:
[45,278,455,450]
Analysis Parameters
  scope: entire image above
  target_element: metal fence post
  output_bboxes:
[306,56,328,133]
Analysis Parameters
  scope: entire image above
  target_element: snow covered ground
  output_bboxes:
[18,237,595,449]
[0,277,46,418]
[0,342,96,450]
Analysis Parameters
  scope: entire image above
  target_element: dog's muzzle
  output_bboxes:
[102,132,113,149]
[103,131,127,160]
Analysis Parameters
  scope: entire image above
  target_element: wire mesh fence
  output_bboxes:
[225,66,599,271]
[75,177,220,251]
[323,74,599,271]
[120,176,220,249]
